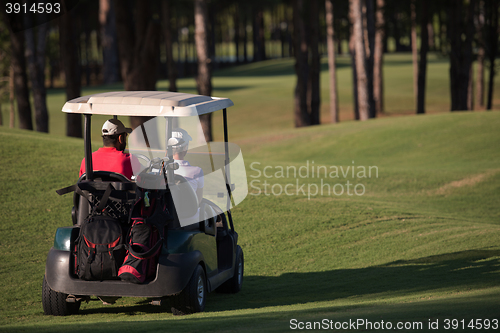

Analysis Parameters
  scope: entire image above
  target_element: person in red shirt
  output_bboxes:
[79,119,135,179]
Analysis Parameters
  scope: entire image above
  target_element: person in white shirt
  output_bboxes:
[169,128,220,230]
[170,128,204,204]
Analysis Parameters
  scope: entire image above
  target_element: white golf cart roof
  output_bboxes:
[62,91,234,117]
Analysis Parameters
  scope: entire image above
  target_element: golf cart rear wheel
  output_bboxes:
[217,246,244,293]
[42,275,81,316]
[170,265,206,315]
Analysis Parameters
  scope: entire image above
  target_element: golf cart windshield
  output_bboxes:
[128,115,247,226]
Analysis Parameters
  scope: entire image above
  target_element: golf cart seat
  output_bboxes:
[177,202,216,236]
[82,170,132,182]
[163,174,216,235]
[199,202,217,236]
[72,171,136,225]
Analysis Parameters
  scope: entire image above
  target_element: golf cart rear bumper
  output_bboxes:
[45,248,201,297]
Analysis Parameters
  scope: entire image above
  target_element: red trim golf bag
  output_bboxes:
[118,218,162,284]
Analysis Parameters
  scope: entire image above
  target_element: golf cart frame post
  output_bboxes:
[223,108,235,231]
[84,114,93,182]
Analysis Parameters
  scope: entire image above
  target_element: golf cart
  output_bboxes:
[42,91,248,316]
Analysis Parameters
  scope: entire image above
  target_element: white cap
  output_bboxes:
[168,128,192,153]
[102,119,132,136]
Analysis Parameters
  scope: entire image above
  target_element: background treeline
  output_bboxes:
[0,0,499,139]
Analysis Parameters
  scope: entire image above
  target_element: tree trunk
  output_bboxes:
[280,7,287,58]
[83,25,91,86]
[417,0,429,114]
[468,66,474,110]
[208,4,217,70]
[438,9,447,55]
[475,0,485,108]
[449,0,476,111]
[194,0,213,141]
[349,10,359,120]
[427,20,435,50]
[287,7,293,58]
[293,0,310,127]
[4,10,33,130]
[116,1,159,91]
[351,0,369,121]
[411,0,418,109]
[234,4,240,64]
[365,0,376,118]
[258,7,266,61]
[485,0,498,110]
[114,0,134,88]
[243,10,248,63]
[162,0,177,92]
[476,46,485,107]
[114,0,160,129]
[392,9,403,52]
[9,65,14,128]
[308,0,320,125]
[24,11,49,132]
[60,0,82,137]
[252,6,266,62]
[252,7,259,62]
[373,0,385,115]
[325,0,339,123]
[99,0,120,84]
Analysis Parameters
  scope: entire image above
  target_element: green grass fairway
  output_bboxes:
[0,110,499,332]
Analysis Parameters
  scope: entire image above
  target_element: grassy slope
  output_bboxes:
[0,110,499,332]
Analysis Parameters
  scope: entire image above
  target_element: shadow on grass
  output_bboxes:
[209,249,500,312]
[382,57,450,67]
[215,61,351,77]
[4,249,499,332]
[7,290,499,333]
[60,249,500,317]
[2,250,499,332]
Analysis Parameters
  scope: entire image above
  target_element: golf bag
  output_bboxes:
[74,215,126,281]
[118,188,170,284]
[118,218,162,284]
